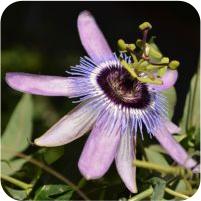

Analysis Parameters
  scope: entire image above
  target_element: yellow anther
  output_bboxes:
[118,39,127,50]
[139,22,152,31]
[118,39,136,51]
[157,66,167,77]
[160,57,169,64]
[169,60,180,69]
[127,43,136,51]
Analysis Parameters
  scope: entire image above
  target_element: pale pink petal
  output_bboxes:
[6,72,74,97]
[77,10,114,63]
[115,129,138,193]
[78,112,121,179]
[149,70,178,91]
[192,164,200,173]
[34,100,100,147]
[154,125,199,172]
[164,119,181,134]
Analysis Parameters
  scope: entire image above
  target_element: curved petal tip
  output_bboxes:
[115,132,138,193]
[154,125,199,171]
[6,72,19,90]
[78,10,91,19]
[77,10,114,63]
[5,72,75,97]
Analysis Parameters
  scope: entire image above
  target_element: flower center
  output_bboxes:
[97,67,151,108]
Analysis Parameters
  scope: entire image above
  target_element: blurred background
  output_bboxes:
[1,1,200,199]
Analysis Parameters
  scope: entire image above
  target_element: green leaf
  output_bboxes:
[56,191,74,200]
[145,148,169,167]
[1,94,33,160]
[180,69,200,133]
[194,128,200,146]
[175,179,189,194]
[34,184,73,200]
[5,186,28,200]
[162,87,177,119]
[34,96,59,127]
[1,158,27,175]
[173,134,187,143]
[1,47,42,74]
[1,94,33,176]
[43,147,64,165]
[149,177,166,201]
[146,145,166,154]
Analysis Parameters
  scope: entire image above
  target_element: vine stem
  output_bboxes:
[165,187,189,199]
[133,160,190,177]
[128,186,189,201]
[1,174,32,190]
[1,146,90,200]
[128,186,153,201]
[189,65,199,128]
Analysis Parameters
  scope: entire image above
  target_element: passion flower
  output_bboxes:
[5,10,199,193]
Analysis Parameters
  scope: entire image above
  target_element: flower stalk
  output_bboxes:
[128,186,189,201]
[128,186,153,201]
[164,187,189,199]
[1,174,33,190]
[133,160,193,178]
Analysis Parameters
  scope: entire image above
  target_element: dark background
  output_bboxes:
[1,1,200,199]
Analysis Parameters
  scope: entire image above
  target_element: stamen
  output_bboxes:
[117,22,180,85]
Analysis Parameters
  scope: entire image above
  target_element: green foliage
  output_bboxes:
[1,94,33,159]
[1,158,29,176]
[43,147,65,165]
[1,94,33,175]
[34,185,73,200]
[5,186,29,200]
[145,147,169,167]
[149,177,166,201]
[180,68,200,133]
[1,94,74,200]
[1,47,42,74]
[174,179,189,196]
[174,68,200,152]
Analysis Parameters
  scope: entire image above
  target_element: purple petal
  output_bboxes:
[34,100,99,147]
[115,129,138,193]
[78,112,121,179]
[164,119,181,134]
[149,70,178,91]
[154,124,199,172]
[6,72,75,97]
[77,10,114,63]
